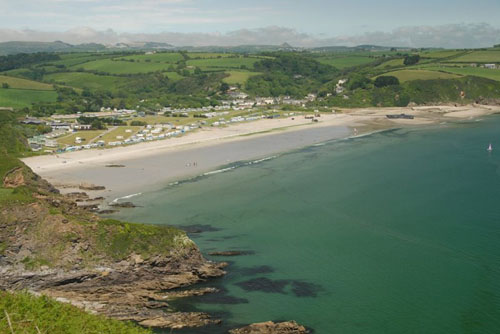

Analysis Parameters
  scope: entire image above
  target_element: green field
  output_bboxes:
[378,69,461,82]
[44,72,128,90]
[424,66,500,82]
[50,54,111,67]
[223,70,260,84]
[187,52,234,59]
[117,52,184,63]
[163,71,185,81]
[0,89,57,108]
[376,58,405,69]
[317,56,375,69]
[187,57,259,70]
[71,59,175,74]
[448,51,500,63]
[421,50,466,59]
[0,75,54,90]
[57,130,106,146]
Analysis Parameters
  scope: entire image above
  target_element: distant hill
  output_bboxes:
[0,41,107,55]
[310,45,398,52]
[0,41,175,56]
[0,40,417,56]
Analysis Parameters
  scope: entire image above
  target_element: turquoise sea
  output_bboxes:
[112,117,500,334]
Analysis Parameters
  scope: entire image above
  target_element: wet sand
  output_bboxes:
[29,125,351,202]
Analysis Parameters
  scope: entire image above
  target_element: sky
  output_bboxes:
[1,0,500,47]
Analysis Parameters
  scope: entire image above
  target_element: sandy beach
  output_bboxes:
[22,104,500,204]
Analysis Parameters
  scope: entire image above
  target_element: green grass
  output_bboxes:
[424,66,500,82]
[44,72,128,91]
[0,186,35,205]
[164,71,185,82]
[421,50,466,59]
[99,126,142,143]
[316,56,375,69]
[375,58,405,69]
[117,52,184,63]
[187,56,259,70]
[57,130,106,146]
[95,219,190,260]
[377,69,462,82]
[71,59,175,74]
[0,291,151,334]
[223,70,260,84]
[0,89,57,108]
[187,52,234,59]
[50,54,112,67]
[449,51,500,63]
[0,75,54,90]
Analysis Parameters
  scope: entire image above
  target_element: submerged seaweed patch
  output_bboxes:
[177,224,221,233]
[237,265,275,276]
[196,287,249,305]
[235,277,290,294]
[235,277,323,297]
[290,281,323,297]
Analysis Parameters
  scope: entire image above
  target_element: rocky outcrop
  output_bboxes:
[229,321,309,334]
[109,201,137,208]
[0,238,227,329]
[3,166,58,194]
[79,183,105,191]
[0,164,227,329]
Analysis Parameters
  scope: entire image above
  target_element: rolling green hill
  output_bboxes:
[0,75,54,90]
[376,69,461,82]
[1,46,500,112]
[70,58,176,74]
[448,51,500,63]
[317,56,376,69]
[0,89,57,108]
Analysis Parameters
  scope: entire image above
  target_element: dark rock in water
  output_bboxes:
[179,224,221,233]
[65,192,89,200]
[105,164,126,168]
[208,250,255,256]
[235,277,289,294]
[290,281,323,298]
[78,204,99,211]
[229,321,309,334]
[109,201,137,208]
[79,183,105,191]
[238,265,274,276]
[98,209,117,214]
[91,196,105,201]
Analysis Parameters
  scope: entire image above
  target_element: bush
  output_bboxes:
[374,76,400,88]
[348,74,371,90]
[1,83,9,89]
[404,55,420,66]
[130,120,147,126]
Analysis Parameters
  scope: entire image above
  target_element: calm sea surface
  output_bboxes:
[112,117,500,334]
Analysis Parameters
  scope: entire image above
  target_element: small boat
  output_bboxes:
[487,143,493,152]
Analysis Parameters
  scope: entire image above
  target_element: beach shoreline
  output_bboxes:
[22,104,500,204]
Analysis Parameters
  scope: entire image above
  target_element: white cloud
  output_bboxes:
[0,24,499,48]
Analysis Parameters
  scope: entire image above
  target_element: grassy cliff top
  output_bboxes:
[0,291,151,334]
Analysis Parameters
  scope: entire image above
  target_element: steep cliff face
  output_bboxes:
[0,163,226,329]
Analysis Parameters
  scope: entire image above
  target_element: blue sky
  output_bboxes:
[1,0,500,47]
